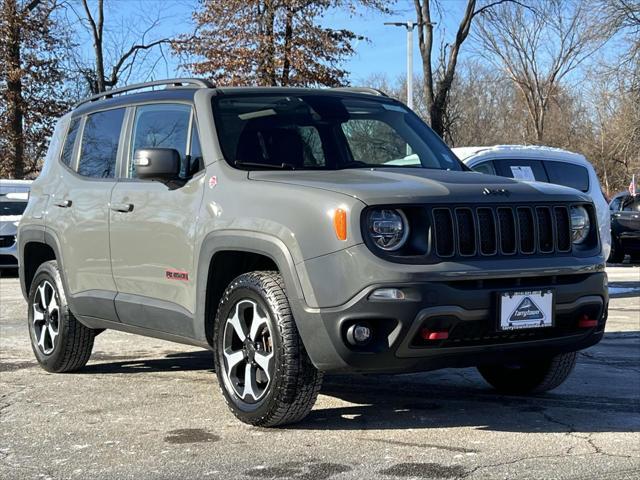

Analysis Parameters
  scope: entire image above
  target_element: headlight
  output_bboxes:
[570,206,590,244]
[367,208,409,251]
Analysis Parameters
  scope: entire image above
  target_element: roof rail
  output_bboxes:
[331,87,389,97]
[74,78,215,108]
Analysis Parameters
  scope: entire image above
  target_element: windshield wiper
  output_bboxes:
[234,160,296,170]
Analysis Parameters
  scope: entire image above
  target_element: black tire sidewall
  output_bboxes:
[213,278,288,423]
[27,261,70,372]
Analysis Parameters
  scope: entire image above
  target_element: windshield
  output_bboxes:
[0,201,27,216]
[212,94,463,171]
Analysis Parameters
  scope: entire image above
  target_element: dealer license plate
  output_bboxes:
[499,290,553,331]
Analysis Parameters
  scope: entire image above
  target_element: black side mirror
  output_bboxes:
[134,148,181,182]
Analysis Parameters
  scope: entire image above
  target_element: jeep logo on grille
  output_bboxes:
[483,188,510,196]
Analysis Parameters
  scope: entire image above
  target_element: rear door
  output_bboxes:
[109,103,205,336]
[46,108,126,320]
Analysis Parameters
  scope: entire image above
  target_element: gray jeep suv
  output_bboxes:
[18,79,607,426]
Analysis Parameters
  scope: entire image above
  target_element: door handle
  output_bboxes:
[110,202,134,213]
[55,199,72,208]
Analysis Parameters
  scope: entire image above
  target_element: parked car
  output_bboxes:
[454,145,611,259]
[608,192,640,263]
[18,79,607,427]
[0,179,31,269]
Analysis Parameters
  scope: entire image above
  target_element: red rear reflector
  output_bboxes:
[421,329,449,340]
[578,315,598,328]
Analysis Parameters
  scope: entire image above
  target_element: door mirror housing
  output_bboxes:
[134,148,181,182]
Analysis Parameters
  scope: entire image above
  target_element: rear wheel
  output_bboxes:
[28,261,95,372]
[477,352,577,394]
[213,271,323,426]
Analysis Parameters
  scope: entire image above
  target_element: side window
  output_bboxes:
[471,161,496,175]
[298,126,325,167]
[494,159,549,182]
[130,104,191,178]
[544,161,590,192]
[61,118,81,168]
[622,197,640,212]
[78,109,125,178]
[610,197,622,211]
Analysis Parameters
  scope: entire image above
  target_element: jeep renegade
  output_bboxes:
[18,79,607,426]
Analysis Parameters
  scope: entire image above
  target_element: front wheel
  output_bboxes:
[477,352,577,394]
[608,238,625,263]
[213,271,323,427]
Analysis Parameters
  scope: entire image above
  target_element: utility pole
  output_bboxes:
[384,21,420,111]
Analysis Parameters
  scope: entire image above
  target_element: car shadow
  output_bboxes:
[80,349,215,374]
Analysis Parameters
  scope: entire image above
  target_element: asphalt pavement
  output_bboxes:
[1,266,638,479]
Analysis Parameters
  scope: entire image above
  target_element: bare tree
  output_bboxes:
[412,0,516,138]
[66,0,179,94]
[475,0,609,142]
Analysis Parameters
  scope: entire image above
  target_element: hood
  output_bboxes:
[249,168,591,205]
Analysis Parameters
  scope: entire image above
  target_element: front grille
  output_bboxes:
[0,235,15,248]
[431,204,572,258]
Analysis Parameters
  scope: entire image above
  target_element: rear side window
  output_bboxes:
[494,160,549,182]
[61,118,81,167]
[622,197,640,212]
[78,108,125,178]
[544,161,589,192]
[130,104,191,178]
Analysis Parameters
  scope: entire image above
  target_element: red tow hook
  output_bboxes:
[578,314,598,328]
[420,329,449,341]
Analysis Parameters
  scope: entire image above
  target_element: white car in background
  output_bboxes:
[453,145,611,259]
[0,179,32,269]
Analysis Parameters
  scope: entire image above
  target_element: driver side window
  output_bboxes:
[130,104,192,179]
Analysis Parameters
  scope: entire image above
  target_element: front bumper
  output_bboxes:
[295,270,608,373]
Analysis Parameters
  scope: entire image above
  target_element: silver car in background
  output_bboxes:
[454,145,611,259]
[0,179,32,269]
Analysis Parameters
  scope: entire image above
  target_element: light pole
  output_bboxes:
[384,21,420,111]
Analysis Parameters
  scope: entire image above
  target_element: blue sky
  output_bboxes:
[96,0,469,85]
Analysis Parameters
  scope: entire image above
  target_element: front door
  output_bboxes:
[109,103,204,336]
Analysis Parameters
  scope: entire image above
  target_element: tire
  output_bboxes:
[27,260,95,373]
[608,239,625,263]
[477,352,577,394]
[213,271,323,427]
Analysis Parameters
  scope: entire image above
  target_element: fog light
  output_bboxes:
[346,323,372,346]
[369,288,405,301]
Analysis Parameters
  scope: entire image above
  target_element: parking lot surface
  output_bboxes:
[1,266,639,479]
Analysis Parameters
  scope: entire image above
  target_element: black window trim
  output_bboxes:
[121,100,199,182]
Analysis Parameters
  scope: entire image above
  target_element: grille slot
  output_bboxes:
[497,207,517,254]
[432,208,455,257]
[477,208,497,255]
[0,236,15,248]
[455,208,476,256]
[517,207,535,254]
[536,206,554,253]
[429,204,575,259]
[554,206,571,252]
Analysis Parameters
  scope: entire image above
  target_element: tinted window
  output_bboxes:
[471,161,496,175]
[622,197,640,212]
[78,109,125,178]
[0,201,27,216]
[544,161,589,192]
[610,197,622,211]
[130,104,191,178]
[61,118,81,167]
[212,94,462,171]
[494,159,549,182]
